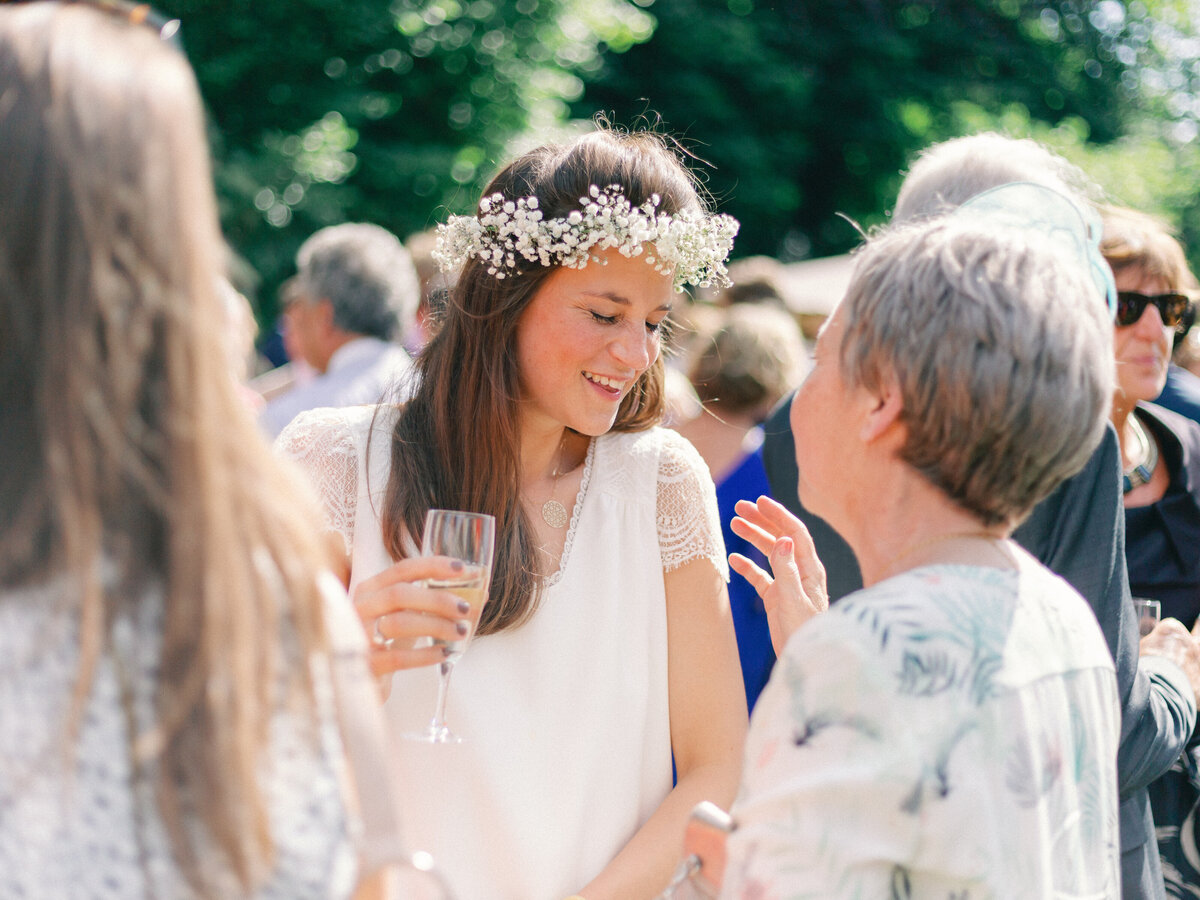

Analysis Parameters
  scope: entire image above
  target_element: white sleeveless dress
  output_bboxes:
[278,404,727,900]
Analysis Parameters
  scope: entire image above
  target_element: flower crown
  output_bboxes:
[432,184,740,290]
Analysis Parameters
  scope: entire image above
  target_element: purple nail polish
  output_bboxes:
[450,559,464,572]
[456,620,469,635]
[457,600,470,614]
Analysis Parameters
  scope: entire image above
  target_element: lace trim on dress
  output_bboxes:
[545,437,597,588]
[275,408,361,558]
[657,432,730,582]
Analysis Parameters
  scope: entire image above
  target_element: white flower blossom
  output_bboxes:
[431,184,739,290]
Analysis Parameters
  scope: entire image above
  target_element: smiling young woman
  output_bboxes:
[278,128,747,899]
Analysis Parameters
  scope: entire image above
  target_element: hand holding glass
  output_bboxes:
[405,509,495,744]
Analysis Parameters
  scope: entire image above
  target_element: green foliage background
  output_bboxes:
[159,0,1200,323]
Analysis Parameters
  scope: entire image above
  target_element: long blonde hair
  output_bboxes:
[0,4,330,891]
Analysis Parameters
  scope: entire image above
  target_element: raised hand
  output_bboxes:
[728,495,829,654]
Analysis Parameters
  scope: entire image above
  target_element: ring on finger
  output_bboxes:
[372,616,393,648]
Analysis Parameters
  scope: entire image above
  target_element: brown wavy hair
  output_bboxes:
[381,129,707,634]
[0,4,331,892]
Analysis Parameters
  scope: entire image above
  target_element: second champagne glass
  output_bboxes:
[405,508,495,744]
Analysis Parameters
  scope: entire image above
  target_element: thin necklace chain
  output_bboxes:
[540,433,571,529]
[878,529,1008,581]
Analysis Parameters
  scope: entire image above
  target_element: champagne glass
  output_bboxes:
[1133,597,1161,638]
[405,509,495,744]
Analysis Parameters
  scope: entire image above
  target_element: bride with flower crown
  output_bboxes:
[278,128,747,899]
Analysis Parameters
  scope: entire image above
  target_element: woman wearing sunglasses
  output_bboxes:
[1101,205,1200,900]
[1101,207,1200,626]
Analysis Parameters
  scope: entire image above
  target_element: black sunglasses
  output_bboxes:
[1115,291,1192,331]
[1,0,181,45]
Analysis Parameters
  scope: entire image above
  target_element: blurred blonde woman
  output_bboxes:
[0,4,407,898]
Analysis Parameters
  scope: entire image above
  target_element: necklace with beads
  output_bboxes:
[1122,414,1158,494]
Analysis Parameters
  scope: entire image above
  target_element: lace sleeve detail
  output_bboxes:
[656,430,729,582]
[275,408,361,557]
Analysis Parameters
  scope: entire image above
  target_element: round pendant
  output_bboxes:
[541,498,569,529]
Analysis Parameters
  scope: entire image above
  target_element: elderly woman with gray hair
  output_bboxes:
[683,191,1123,897]
[759,132,1200,899]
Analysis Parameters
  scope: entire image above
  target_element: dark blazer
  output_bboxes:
[1127,403,1200,628]
[761,394,1196,900]
[1127,402,1200,898]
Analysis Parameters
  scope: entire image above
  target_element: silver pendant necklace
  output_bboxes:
[541,436,570,529]
[1123,413,1158,494]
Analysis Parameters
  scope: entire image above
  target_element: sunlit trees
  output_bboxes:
[164,0,1200,309]
[579,0,1142,259]
[161,0,654,307]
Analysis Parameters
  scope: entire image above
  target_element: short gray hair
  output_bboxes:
[294,222,420,341]
[839,217,1115,526]
[893,132,1098,223]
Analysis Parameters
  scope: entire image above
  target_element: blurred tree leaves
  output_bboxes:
[577,0,1137,261]
[162,0,1200,315]
[159,0,654,313]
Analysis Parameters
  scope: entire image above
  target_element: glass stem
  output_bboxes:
[429,659,455,733]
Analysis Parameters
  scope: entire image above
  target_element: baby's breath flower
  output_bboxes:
[432,184,739,290]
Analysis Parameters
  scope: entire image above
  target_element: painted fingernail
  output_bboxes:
[450,559,464,572]
[456,620,470,636]
[442,646,455,657]
[457,600,471,614]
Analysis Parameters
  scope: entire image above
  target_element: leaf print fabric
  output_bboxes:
[723,553,1121,899]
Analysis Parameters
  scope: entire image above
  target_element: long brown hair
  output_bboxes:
[0,4,330,891]
[382,129,706,634]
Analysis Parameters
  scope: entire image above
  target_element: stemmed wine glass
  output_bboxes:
[404,509,495,744]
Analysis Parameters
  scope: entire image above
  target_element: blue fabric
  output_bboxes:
[1155,365,1200,428]
[716,438,776,714]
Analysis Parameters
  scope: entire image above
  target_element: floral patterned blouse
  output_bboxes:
[723,552,1121,899]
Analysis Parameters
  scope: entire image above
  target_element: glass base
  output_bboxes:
[391,851,454,899]
[401,723,462,744]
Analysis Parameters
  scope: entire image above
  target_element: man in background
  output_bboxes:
[260,222,420,438]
